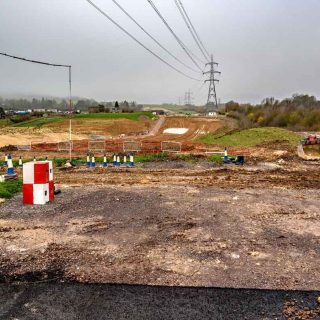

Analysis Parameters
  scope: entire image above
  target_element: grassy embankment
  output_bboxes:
[0,180,22,199]
[0,119,12,127]
[11,112,154,128]
[199,127,301,147]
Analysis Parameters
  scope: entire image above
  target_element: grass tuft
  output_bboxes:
[0,180,22,199]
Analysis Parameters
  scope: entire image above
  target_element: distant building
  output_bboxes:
[151,110,166,115]
[112,101,120,113]
[88,105,104,113]
[15,111,30,115]
[47,109,58,113]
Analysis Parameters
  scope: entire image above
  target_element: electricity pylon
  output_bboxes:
[184,89,193,106]
[203,54,221,110]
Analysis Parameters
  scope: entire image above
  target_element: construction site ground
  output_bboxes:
[0,160,320,291]
[0,116,226,147]
[1,115,320,318]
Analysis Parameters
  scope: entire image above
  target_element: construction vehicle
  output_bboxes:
[301,134,320,145]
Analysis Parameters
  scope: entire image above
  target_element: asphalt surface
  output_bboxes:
[0,283,320,320]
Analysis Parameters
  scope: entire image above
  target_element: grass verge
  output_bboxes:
[0,180,22,199]
[199,127,301,147]
[46,153,170,167]
[17,152,224,169]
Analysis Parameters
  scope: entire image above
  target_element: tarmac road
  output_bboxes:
[0,283,320,320]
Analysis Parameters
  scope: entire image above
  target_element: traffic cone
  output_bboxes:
[7,154,14,175]
[129,154,134,167]
[123,155,127,167]
[116,155,121,167]
[103,154,108,168]
[86,153,91,167]
[19,156,23,167]
[91,155,96,168]
[113,154,117,166]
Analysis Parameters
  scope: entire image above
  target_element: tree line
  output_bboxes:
[0,96,142,112]
[225,94,320,131]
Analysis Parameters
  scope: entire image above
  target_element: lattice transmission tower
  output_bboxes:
[203,54,221,110]
[184,89,193,106]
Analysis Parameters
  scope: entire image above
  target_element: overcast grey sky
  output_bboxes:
[0,0,319,105]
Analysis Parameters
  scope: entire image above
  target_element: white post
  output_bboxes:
[69,66,72,162]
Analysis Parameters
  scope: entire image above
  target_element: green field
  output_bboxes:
[10,112,154,128]
[13,117,65,128]
[199,127,301,147]
[0,180,22,199]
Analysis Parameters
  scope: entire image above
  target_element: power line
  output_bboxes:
[0,51,73,160]
[147,0,205,71]
[111,0,199,74]
[176,0,211,60]
[85,0,201,82]
[174,0,209,62]
[0,52,71,68]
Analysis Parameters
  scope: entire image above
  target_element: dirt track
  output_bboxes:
[0,162,319,290]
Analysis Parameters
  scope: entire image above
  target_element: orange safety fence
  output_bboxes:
[28,140,251,156]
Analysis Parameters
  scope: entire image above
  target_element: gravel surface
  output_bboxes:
[0,184,319,290]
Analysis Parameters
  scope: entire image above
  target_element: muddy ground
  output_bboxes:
[0,162,319,291]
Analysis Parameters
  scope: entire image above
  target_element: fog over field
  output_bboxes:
[0,0,320,104]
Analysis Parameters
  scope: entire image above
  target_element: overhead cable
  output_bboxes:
[112,0,199,74]
[0,52,71,68]
[147,0,205,71]
[0,51,74,159]
[174,0,209,62]
[176,0,210,60]
[85,0,201,81]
